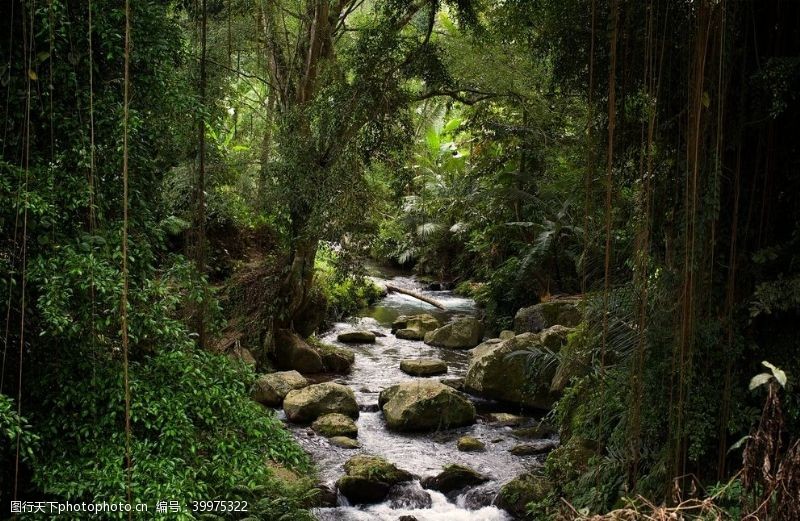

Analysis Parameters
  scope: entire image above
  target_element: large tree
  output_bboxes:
[256,0,476,330]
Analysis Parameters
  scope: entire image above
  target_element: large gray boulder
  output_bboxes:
[423,316,484,349]
[379,380,475,431]
[464,329,568,410]
[514,299,581,334]
[250,370,308,406]
[393,314,440,340]
[400,358,448,377]
[336,455,413,504]
[283,382,358,423]
[274,329,324,373]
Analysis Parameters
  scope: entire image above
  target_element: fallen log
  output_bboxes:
[385,283,446,310]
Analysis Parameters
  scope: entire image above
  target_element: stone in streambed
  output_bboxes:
[250,370,308,407]
[509,439,559,456]
[337,330,376,343]
[283,382,358,423]
[379,380,475,432]
[274,329,324,373]
[400,358,447,377]
[457,436,486,452]
[336,455,413,504]
[317,344,355,373]
[499,330,516,340]
[421,464,489,494]
[464,329,566,409]
[487,412,526,426]
[329,436,360,449]
[424,316,484,349]
[394,314,440,340]
[514,299,581,334]
[311,413,358,438]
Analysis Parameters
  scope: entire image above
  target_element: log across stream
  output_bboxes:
[277,274,552,521]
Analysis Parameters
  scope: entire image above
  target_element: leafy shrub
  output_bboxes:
[314,247,383,321]
[31,348,314,519]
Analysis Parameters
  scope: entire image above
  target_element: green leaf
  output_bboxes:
[749,372,772,390]
[761,360,787,387]
[728,435,750,453]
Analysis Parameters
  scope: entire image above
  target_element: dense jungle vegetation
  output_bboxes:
[1,0,799,519]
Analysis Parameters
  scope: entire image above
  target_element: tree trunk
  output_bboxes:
[277,230,319,329]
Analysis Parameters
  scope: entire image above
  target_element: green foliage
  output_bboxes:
[32,348,313,519]
[314,247,383,321]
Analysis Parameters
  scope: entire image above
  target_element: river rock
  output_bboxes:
[283,382,358,423]
[464,330,562,409]
[337,330,376,343]
[509,439,559,456]
[319,345,355,373]
[313,483,338,507]
[457,436,486,452]
[329,436,360,449]
[274,329,325,373]
[487,412,526,426]
[336,455,413,504]
[250,370,308,406]
[311,413,358,438]
[514,299,581,334]
[394,314,440,340]
[421,464,489,494]
[424,316,484,349]
[400,358,447,377]
[440,377,465,391]
[379,380,476,431]
[388,483,432,509]
[499,330,516,340]
[495,473,553,518]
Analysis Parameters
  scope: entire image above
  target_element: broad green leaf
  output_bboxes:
[761,361,787,387]
[749,372,772,390]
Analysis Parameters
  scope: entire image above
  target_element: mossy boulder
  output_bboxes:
[400,358,448,377]
[379,380,476,431]
[494,473,553,518]
[421,464,488,494]
[423,316,484,349]
[336,455,413,504]
[283,382,358,423]
[464,331,561,409]
[311,413,358,438]
[329,436,360,449]
[273,329,324,373]
[514,299,581,334]
[337,330,376,343]
[319,345,355,374]
[393,314,440,340]
[250,370,308,406]
[457,436,486,452]
[499,330,516,340]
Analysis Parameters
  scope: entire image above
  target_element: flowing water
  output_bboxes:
[278,272,551,521]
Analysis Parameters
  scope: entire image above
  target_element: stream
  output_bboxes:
[278,272,550,520]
